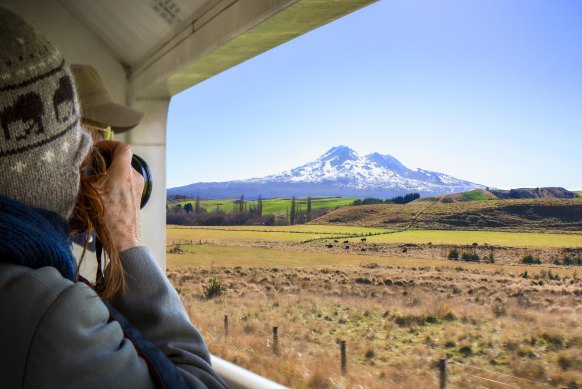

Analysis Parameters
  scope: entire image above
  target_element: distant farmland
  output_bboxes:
[169,196,357,215]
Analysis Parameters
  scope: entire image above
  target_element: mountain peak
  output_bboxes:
[322,145,357,156]
[319,145,359,167]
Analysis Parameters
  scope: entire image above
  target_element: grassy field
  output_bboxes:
[167,230,582,388]
[462,189,493,201]
[363,229,582,248]
[166,192,582,388]
[170,196,356,215]
[575,190,582,197]
[168,225,390,245]
[167,243,578,276]
[168,225,582,248]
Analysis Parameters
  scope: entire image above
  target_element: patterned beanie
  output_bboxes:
[0,7,92,219]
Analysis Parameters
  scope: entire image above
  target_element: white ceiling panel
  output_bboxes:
[59,0,208,66]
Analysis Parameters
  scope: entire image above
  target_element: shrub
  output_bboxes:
[202,278,227,299]
[168,244,183,254]
[459,345,473,356]
[448,248,460,260]
[561,256,582,266]
[522,254,542,265]
[486,251,495,263]
[461,252,480,262]
[557,351,582,371]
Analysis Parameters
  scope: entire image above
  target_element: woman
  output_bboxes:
[0,7,225,389]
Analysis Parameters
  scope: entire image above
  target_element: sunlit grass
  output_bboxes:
[364,230,582,248]
[167,224,390,244]
[462,189,493,201]
[168,225,582,248]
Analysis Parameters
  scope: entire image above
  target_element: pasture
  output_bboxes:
[167,225,582,388]
[168,225,582,248]
[462,189,494,201]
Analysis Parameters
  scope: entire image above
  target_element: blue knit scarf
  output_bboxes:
[0,195,76,280]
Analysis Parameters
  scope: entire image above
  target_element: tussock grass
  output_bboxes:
[169,259,582,388]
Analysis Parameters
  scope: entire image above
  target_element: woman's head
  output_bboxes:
[0,7,91,219]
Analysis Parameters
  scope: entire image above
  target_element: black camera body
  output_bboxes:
[130,154,153,209]
[90,149,152,209]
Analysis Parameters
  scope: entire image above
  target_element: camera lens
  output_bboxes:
[131,154,152,209]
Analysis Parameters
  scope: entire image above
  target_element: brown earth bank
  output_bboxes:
[169,262,582,388]
[312,199,582,232]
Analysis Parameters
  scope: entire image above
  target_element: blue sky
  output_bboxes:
[167,0,582,190]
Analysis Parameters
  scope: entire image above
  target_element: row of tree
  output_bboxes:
[167,193,422,226]
[167,195,325,226]
[352,193,420,206]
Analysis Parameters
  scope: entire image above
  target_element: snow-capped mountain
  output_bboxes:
[167,146,485,199]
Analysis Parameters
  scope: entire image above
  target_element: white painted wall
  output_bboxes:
[128,98,170,270]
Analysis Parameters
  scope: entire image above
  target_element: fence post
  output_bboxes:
[224,315,228,337]
[273,327,279,355]
[340,340,347,375]
[439,358,447,389]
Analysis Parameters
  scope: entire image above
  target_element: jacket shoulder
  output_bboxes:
[0,263,156,389]
[0,263,74,387]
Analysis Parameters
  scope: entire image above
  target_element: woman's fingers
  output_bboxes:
[92,141,143,253]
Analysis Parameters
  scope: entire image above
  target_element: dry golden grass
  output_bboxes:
[167,224,582,388]
[169,252,582,388]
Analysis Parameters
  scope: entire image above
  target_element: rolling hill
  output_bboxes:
[416,188,579,203]
[312,196,582,233]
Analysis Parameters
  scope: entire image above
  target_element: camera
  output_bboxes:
[89,148,152,209]
[130,154,153,209]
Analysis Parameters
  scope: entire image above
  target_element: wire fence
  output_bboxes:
[217,315,572,388]
[445,360,569,389]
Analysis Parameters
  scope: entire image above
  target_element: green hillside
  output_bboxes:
[462,189,494,201]
[575,191,582,198]
[170,197,356,215]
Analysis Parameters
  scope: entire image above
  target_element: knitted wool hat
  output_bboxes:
[0,7,92,219]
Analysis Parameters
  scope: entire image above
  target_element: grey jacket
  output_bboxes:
[0,247,225,389]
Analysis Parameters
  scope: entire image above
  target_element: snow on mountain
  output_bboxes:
[248,145,483,193]
[167,146,485,199]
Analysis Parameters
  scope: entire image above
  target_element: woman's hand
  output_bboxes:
[93,141,144,253]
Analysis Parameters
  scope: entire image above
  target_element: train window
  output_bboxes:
[166,1,582,387]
